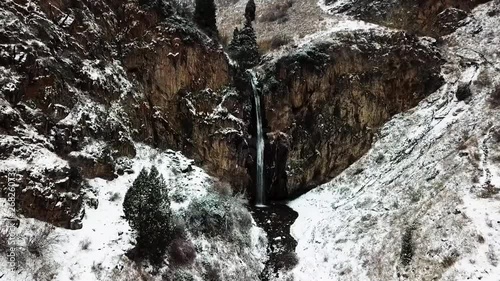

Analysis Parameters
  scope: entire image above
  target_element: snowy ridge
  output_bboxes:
[288,1,500,280]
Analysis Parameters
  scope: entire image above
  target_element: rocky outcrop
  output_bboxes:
[325,0,491,37]
[261,30,444,198]
[0,0,250,227]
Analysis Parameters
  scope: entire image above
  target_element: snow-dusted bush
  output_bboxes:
[185,191,253,244]
[400,225,416,266]
[201,259,222,281]
[123,166,174,264]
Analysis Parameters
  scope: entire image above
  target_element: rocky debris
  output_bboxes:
[261,30,444,198]
[324,0,491,37]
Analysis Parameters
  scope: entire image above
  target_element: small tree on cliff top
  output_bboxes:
[228,22,260,69]
[194,0,218,36]
[123,166,173,264]
[245,0,256,22]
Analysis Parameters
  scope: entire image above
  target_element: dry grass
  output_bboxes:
[258,34,292,53]
[259,0,294,23]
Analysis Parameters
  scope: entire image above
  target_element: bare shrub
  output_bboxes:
[32,262,57,281]
[0,225,11,253]
[185,191,252,242]
[487,245,498,266]
[25,225,60,257]
[212,179,232,196]
[91,262,105,279]
[79,238,91,250]
[441,249,460,268]
[477,234,485,243]
[169,238,197,266]
[109,192,121,202]
[479,181,500,198]
[259,0,294,23]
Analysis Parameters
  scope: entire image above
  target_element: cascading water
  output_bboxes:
[249,70,265,206]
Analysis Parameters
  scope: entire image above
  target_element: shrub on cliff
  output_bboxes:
[228,22,260,69]
[194,0,218,36]
[456,83,472,101]
[185,191,253,245]
[123,166,173,264]
[245,0,256,22]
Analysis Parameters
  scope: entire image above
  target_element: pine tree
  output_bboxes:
[245,0,256,22]
[228,22,260,69]
[194,0,218,36]
[123,166,173,263]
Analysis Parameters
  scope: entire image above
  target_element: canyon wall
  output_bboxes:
[261,31,444,198]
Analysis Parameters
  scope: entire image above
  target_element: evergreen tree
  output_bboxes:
[228,22,260,69]
[194,0,218,36]
[245,0,256,22]
[228,27,240,51]
[123,166,173,264]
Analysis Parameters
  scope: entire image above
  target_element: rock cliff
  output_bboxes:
[260,30,444,198]
[0,0,250,228]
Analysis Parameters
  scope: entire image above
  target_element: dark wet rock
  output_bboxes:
[251,203,298,280]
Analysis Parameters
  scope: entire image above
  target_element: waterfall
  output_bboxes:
[249,70,265,206]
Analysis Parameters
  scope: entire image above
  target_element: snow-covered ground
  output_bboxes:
[0,143,267,280]
[288,1,500,280]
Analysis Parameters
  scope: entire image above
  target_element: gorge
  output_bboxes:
[0,0,500,280]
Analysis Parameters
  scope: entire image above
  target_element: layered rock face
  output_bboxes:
[0,0,250,227]
[261,31,444,198]
[325,0,491,36]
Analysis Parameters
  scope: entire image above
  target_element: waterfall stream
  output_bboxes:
[249,70,265,206]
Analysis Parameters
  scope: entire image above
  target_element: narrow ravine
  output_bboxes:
[251,203,298,281]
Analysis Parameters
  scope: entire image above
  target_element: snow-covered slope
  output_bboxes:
[289,1,500,280]
[0,143,267,280]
